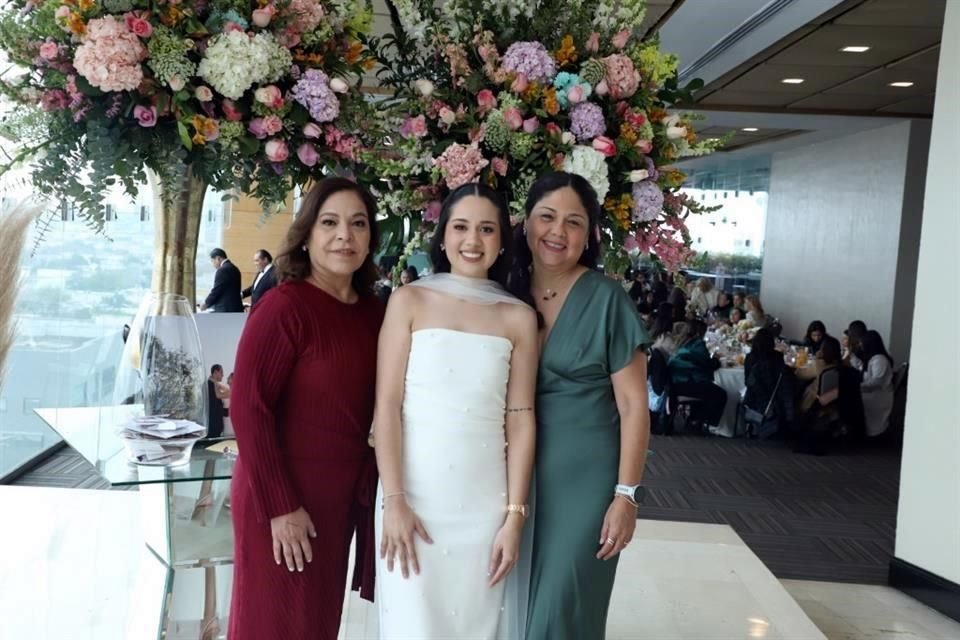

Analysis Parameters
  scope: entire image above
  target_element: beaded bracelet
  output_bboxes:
[506,407,533,413]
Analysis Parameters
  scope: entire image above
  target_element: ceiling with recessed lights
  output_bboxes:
[690,0,945,117]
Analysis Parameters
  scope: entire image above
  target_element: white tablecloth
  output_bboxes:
[713,367,745,437]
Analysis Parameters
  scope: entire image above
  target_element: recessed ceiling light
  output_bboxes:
[781,78,805,84]
[841,45,871,53]
[741,127,759,132]
[889,81,915,88]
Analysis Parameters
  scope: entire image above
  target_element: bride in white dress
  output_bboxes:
[373,183,538,639]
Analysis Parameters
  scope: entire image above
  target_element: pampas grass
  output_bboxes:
[0,203,37,388]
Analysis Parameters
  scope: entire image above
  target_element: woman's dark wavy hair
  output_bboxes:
[508,171,602,307]
[805,320,827,343]
[429,182,512,288]
[274,177,380,294]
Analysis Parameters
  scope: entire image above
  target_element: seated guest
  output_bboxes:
[668,286,687,322]
[651,276,670,306]
[795,337,866,452]
[728,307,744,326]
[803,320,827,354]
[860,330,895,437]
[637,290,657,316]
[627,268,647,302]
[843,320,867,371]
[711,291,734,320]
[745,294,766,327]
[398,265,419,286]
[744,329,795,424]
[650,303,677,356]
[732,291,746,317]
[689,278,719,316]
[668,320,726,430]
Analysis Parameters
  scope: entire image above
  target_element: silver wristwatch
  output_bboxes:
[614,483,645,507]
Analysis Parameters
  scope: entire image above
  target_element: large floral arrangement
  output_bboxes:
[363,0,723,272]
[0,0,376,224]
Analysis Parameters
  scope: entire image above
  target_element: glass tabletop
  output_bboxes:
[34,406,236,486]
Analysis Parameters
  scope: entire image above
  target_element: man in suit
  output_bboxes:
[241,249,277,308]
[201,248,243,312]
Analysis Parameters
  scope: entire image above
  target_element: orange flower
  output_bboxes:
[619,123,638,145]
[660,169,687,188]
[648,107,668,123]
[543,87,560,116]
[192,132,206,146]
[77,0,94,11]
[67,12,86,35]
[554,35,577,67]
[685,127,698,144]
[345,41,364,64]
[362,56,378,71]
[604,194,633,231]
[159,5,184,26]
[521,81,542,103]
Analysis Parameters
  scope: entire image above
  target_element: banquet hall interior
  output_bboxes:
[1,0,958,638]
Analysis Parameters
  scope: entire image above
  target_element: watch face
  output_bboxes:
[632,486,646,504]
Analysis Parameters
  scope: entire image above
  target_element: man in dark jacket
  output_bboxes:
[201,248,243,312]
[241,249,277,308]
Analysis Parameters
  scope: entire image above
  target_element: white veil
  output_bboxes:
[408,272,527,306]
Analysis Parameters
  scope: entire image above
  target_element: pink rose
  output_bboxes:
[551,153,565,170]
[545,122,561,140]
[168,75,185,92]
[265,139,289,162]
[438,107,456,126]
[476,89,497,114]
[133,105,157,127]
[522,117,539,134]
[303,122,322,138]
[38,41,58,60]
[296,143,319,167]
[491,157,508,176]
[262,114,283,135]
[248,117,268,139]
[400,115,428,138]
[612,29,631,49]
[254,85,283,109]
[623,234,640,252]
[468,126,485,143]
[131,18,152,38]
[423,200,442,223]
[592,135,617,157]
[54,5,70,20]
[635,139,653,154]
[222,99,243,122]
[567,85,585,105]
[585,32,600,54]
[595,79,609,96]
[194,86,213,102]
[224,21,245,34]
[503,106,523,130]
[510,73,529,94]
[251,6,275,27]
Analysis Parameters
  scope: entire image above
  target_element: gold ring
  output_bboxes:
[605,538,615,545]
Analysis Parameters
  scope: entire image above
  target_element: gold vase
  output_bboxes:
[147,166,207,307]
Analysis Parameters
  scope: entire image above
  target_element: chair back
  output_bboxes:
[817,367,840,406]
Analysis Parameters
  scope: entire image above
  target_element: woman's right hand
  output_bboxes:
[270,507,317,572]
[380,497,433,578]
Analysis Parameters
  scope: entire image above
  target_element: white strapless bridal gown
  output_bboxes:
[375,328,527,640]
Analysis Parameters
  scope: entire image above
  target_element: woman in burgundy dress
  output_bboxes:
[228,177,384,639]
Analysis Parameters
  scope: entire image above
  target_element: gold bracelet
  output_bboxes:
[506,504,528,518]
[383,491,406,500]
[506,407,533,413]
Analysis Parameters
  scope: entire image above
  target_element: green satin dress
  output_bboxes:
[526,269,649,640]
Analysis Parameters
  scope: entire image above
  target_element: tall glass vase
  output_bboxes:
[115,293,208,465]
[147,165,207,308]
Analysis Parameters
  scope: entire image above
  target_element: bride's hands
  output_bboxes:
[380,497,433,578]
[488,513,523,587]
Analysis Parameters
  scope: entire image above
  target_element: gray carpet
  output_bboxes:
[10,435,901,583]
[643,434,901,584]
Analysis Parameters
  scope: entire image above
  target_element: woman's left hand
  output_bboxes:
[596,497,637,560]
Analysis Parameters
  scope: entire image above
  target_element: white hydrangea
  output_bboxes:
[198,31,291,99]
[393,0,430,42]
[593,0,646,36]
[563,145,610,202]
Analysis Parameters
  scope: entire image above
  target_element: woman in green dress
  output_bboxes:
[510,172,651,639]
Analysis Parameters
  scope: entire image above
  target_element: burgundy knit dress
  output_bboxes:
[228,280,384,640]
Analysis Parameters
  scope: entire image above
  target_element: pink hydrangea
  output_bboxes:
[324,125,360,160]
[73,16,147,92]
[433,143,489,190]
[602,54,640,100]
[285,0,325,34]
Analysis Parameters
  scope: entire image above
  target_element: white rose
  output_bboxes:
[561,131,576,146]
[194,86,213,102]
[330,78,349,94]
[627,169,649,182]
[667,126,688,140]
[414,79,434,97]
[439,107,456,125]
[168,75,185,92]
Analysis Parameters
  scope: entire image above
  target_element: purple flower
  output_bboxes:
[632,181,664,222]
[290,69,340,123]
[569,102,605,142]
[501,42,557,83]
